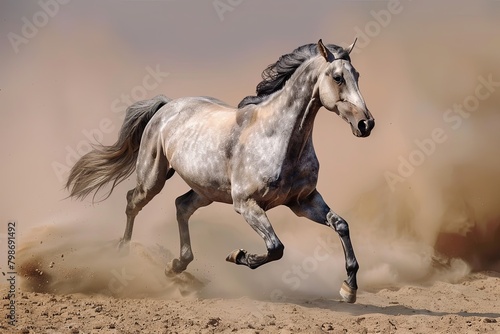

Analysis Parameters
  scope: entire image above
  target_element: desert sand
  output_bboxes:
[0,233,497,334]
[2,271,499,333]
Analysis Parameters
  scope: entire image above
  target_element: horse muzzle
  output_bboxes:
[355,118,375,137]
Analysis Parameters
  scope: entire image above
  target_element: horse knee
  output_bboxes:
[335,220,350,236]
[268,243,285,261]
[327,212,350,237]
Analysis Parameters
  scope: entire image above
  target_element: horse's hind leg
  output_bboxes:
[166,189,211,275]
[226,199,284,269]
[119,139,173,247]
[165,190,212,275]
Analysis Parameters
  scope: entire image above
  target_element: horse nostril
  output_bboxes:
[358,120,368,134]
[357,119,374,136]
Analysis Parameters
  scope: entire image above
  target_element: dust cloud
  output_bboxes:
[17,222,204,299]
[1,1,499,301]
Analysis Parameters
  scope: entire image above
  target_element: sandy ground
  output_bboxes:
[2,271,499,334]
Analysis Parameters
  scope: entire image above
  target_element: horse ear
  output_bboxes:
[317,39,329,61]
[346,38,358,54]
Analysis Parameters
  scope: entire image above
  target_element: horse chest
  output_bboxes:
[279,150,319,194]
[243,146,319,208]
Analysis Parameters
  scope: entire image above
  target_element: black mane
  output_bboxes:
[238,42,350,108]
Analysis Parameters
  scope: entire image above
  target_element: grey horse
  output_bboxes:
[66,39,374,303]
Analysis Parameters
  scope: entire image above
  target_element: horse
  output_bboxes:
[66,39,374,303]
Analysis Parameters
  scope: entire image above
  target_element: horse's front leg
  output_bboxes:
[226,198,284,269]
[288,189,359,303]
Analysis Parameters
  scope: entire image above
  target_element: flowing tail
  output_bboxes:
[66,95,171,201]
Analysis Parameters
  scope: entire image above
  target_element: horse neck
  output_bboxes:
[260,58,323,154]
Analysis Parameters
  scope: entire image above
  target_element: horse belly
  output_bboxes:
[176,154,233,203]
[164,112,234,202]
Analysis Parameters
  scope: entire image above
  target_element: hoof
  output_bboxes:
[226,249,246,264]
[165,259,183,277]
[339,281,357,303]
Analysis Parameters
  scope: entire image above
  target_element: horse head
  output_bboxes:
[316,39,375,137]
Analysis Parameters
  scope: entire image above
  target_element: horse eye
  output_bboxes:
[332,74,343,84]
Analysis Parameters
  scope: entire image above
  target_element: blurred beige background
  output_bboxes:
[1,0,499,298]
